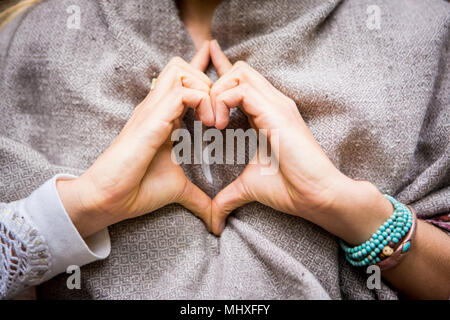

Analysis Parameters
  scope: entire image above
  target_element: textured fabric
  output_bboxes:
[0,0,449,299]
[0,175,111,299]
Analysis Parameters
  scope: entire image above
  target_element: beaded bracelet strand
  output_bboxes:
[340,195,414,268]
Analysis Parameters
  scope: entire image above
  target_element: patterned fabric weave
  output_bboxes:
[0,0,449,299]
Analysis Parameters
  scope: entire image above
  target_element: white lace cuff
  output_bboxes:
[0,175,111,299]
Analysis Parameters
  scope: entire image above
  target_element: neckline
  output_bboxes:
[98,0,342,66]
[98,0,235,65]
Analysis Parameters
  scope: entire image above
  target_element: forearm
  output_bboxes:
[382,220,450,299]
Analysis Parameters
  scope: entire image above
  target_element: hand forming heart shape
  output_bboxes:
[58,40,393,247]
[207,40,391,244]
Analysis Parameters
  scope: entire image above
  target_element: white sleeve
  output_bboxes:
[0,174,111,299]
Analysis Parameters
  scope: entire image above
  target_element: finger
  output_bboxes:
[248,115,257,130]
[178,179,212,232]
[214,84,264,130]
[180,87,215,126]
[140,80,213,130]
[214,86,242,130]
[181,75,211,93]
[155,64,210,95]
[210,39,232,77]
[211,61,274,105]
[212,176,252,235]
[170,56,212,87]
[190,41,211,72]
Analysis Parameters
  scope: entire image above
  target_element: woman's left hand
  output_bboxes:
[209,40,393,244]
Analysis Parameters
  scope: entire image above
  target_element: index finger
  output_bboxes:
[190,41,211,72]
[210,39,233,77]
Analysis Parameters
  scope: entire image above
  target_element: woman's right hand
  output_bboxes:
[57,42,214,238]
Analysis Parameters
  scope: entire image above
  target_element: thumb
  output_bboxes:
[211,176,252,235]
[177,179,213,231]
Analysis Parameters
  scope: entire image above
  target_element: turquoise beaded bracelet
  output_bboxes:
[340,195,413,267]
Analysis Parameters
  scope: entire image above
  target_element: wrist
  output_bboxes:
[313,176,393,246]
[333,179,393,245]
[56,177,115,238]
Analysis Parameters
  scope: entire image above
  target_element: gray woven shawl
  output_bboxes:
[0,0,449,299]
